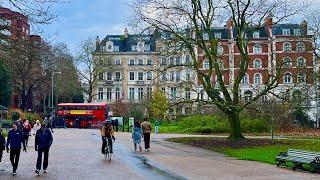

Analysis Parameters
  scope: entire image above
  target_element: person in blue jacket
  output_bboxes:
[6,123,26,175]
[35,124,53,175]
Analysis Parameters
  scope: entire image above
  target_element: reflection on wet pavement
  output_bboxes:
[91,133,187,180]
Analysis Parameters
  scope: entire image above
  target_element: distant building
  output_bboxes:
[93,18,318,126]
[0,7,42,111]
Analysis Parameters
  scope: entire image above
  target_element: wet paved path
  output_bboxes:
[0,129,318,179]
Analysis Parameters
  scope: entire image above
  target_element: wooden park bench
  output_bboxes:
[275,149,320,172]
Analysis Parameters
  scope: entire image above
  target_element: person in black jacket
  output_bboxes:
[35,124,53,175]
[6,124,27,175]
[0,129,6,163]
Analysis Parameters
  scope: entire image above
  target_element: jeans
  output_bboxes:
[101,137,113,154]
[10,148,21,171]
[143,133,150,149]
[36,148,49,170]
[155,126,159,134]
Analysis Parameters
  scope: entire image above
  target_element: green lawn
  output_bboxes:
[168,137,320,165]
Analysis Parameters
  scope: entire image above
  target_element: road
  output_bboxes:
[0,129,318,179]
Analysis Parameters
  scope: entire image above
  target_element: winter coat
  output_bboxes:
[0,134,6,151]
[132,127,143,144]
[141,121,152,134]
[35,128,53,150]
[100,125,114,138]
[33,123,41,134]
[6,129,25,149]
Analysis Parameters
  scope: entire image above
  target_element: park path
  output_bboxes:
[0,129,318,180]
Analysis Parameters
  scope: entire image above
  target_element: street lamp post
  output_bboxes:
[51,71,61,118]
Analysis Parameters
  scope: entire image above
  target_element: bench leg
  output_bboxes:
[293,163,303,171]
[276,160,285,167]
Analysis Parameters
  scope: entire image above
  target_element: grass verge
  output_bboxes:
[168,137,320,165]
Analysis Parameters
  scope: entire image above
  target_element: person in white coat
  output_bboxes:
[33,120,41,135]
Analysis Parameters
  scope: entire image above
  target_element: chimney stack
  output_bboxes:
[95,36,100,51]
[124,28,128,38]
[301,20,308,36]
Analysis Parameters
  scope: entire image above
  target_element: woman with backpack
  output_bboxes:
[132,120,143,152]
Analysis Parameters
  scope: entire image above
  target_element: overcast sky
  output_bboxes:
[39,0,320,56]
[41,0,132,56]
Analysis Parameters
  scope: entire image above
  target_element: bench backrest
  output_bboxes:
[287,149,320,160]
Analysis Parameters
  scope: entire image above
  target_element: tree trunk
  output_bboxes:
[20,90,27,111]
[227,110,245,141]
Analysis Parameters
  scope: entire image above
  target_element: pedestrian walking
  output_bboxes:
[35,124,53,175]
[132,120,143,151]
[46,117,54,133]
[141,117,152,151]
[33,120,41,135]
[155,120,159,134]
[16,118,24,131]
[23,120,32,146]
[6,124,27,175]
[0,129,6,169]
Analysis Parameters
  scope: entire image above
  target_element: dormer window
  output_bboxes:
[106,41,114,52]
[214,33,222,39]
[137,42,144,52]
[253,31,260,38]
[131,45,136,51]
[283,29,290,36]
[294,29,301,36]
[114,46,119,52]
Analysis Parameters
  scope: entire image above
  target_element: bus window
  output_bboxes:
[58,106,62,110]
[97,106,102,110]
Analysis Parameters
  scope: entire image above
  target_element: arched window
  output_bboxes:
[242,73,249,84]
[217,45,224,55]
[283,73,292,84]
[297,57,306,67]
[254,73,262,84]
[297,72,306,83]
[253,59,262,69]
[283,42,292,52]
[296,42,305,52]
[244,90,253,101]
[283,57,292,67]
[253,45,262,54]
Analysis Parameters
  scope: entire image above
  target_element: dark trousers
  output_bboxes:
[10,148,21,171]
[143,133,151,149]
[0,150,3,162]
[101,137,113,154]
[36,148,49,170]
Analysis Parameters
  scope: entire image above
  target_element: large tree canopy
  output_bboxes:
[0,59,11,107]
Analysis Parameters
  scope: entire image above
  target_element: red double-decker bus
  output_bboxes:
[56,103,109,128]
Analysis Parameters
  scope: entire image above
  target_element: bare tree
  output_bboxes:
[75,37,115,103]
[131,0,309,140]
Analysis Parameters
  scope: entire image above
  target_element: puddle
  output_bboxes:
[91,133,187,180]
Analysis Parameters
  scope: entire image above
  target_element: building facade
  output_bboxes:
[93,18,317,125]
